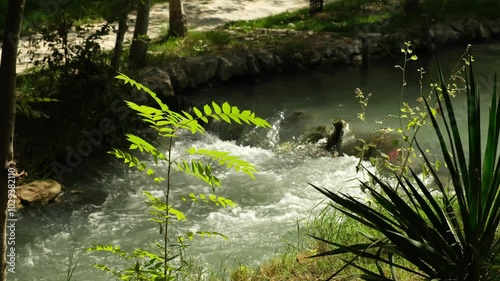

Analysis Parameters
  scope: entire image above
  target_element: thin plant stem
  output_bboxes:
[164,134,174,280]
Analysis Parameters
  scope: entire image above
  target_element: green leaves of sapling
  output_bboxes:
[181,192,237,208]
[95,74,269,280]
[176,160,221,188]
[187,147,258,179]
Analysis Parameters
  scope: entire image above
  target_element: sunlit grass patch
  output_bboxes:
[226,0,395,34]
[148,30,234,59]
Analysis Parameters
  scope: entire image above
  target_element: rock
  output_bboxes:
[448,20,465,34]
[256,50,276,72]
[184,56,219,87]
[283,111,307,125]
[215,57,235,81]
[273,54,284,67]
[431,23,461,44]
[487,19,500,37]
[351,54,363,66]
[290,52,305,69]
[246,53,260,75]
[59,188,108,207]
[303,49,322,66]
[461,19,491,40]
[166,61,189,91]
[305,126,328,143]
[141,68,174,98]
[215,55,248,81]
[478,22,491,40]
[326,120,346,152]
[16,179,62,209]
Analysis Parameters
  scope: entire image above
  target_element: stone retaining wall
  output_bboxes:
[139,18,500,98]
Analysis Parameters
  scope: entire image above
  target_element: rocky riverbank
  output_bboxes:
[140,18,500,97]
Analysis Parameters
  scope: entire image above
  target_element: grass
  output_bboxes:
[146,28,315,65]
[226,0,500,36]
[149,30,234,58]
[226,204,424,281]
[226,0,393,35]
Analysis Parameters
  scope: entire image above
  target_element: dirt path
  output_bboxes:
[2,0,338,73]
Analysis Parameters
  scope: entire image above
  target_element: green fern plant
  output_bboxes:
[87,74,271,280]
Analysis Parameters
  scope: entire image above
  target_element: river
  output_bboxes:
[12,43,500,280]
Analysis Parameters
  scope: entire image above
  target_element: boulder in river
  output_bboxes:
[16,179,63,209]
[305,125,328,143]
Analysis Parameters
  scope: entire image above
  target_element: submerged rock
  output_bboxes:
[305,125,328,143]
[59,188,108,207]
[16,179,63,209]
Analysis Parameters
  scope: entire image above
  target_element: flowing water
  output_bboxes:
[13,43,500,280]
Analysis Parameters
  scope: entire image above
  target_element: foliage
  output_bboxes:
[352,42,465,181]
[26,13,111,76]
[149,30,232,59]
[226,0,391,34]
[310,50,500,280]
[353,42,421,177]
[15,95,60,119]
[87,74,271,280]
[225,0,500,35]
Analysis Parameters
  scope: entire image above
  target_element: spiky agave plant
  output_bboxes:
[310,50,500,280]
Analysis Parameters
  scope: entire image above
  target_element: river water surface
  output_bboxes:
[13,43,500,280]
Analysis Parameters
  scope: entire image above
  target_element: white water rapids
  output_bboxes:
[14,121,373,281]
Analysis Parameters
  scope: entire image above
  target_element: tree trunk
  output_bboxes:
[169,0,187,37]
[111,12,128,69]
[129,0,150,68]
[309,0,324,15]
[0,0,25,279]
[403,0,421,16]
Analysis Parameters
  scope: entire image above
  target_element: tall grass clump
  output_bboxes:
[310,49,500,280]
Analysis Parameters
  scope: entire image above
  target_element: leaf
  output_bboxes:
[203,104,212,115]
[193,107,203,118]
[188,148,258,179]
[222,102,231,114]
[115,73,169,112]
[212,102,222,114]
[176,160,222,187]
